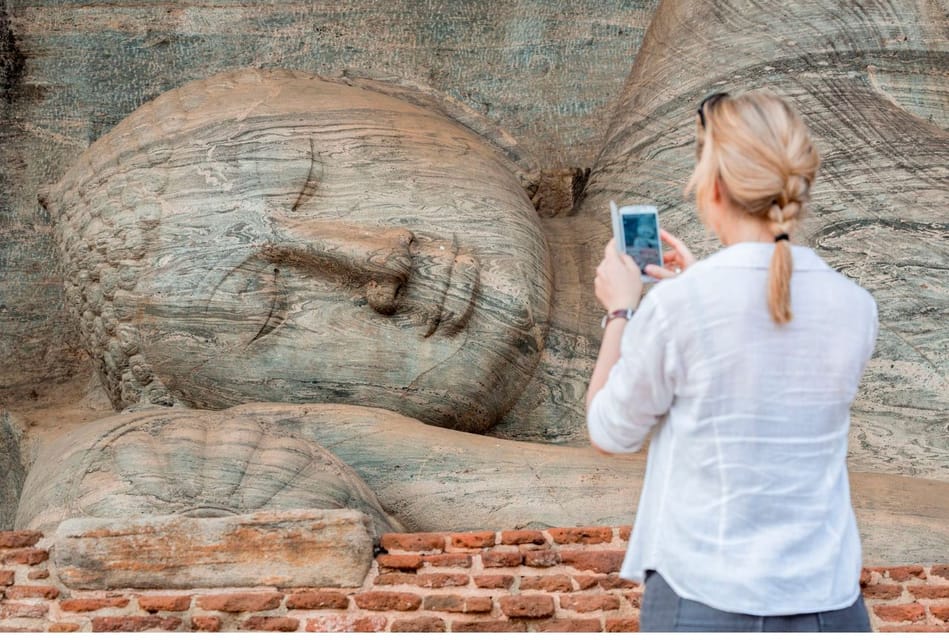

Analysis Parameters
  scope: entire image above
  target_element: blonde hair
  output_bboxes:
[686,90,820,324]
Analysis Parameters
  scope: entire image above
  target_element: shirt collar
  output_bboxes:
[704,242,832,271]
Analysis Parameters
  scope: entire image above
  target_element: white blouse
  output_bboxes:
[588,242,878,616]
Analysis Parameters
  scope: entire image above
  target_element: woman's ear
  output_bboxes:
[711,176,725,205]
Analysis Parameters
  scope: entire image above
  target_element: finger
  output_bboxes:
[620,253,641,273]
[662,250,679,263]
[604,237,617,259]
[659,228,686,253]
[645,264,678,280]
[659,229,696,266]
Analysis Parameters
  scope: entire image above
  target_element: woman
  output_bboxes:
[586,91,877,632]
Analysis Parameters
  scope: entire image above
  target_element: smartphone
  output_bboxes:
[610,201,663,283]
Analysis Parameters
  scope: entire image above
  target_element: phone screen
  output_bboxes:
[621,212,661,274]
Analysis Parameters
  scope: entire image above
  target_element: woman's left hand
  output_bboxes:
[595,239,644,311]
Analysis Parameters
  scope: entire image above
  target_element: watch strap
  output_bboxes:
[600,307,635,329]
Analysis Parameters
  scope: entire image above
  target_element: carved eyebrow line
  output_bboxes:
[290,138,320,213]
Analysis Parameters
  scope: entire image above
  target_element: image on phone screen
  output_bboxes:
[621,213,661,274]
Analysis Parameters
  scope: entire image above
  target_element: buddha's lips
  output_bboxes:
[426,250,479,338]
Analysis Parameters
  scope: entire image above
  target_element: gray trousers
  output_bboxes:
[640,571,872,632]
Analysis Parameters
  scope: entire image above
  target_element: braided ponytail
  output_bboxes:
[686,91,820,325]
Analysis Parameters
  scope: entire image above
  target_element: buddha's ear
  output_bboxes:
[219,134,322,215]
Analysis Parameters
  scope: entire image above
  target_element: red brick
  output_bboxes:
[285,589,349,610]
[425,553,472,568]
[0,570,13,586]
[874,603,926,622]
[482,550,522,567]
[931,565,949,579]
[549,526,613,544]
[523,549,560,568]
[26,570,48,580]
[499,595,555,619]
[618,526,632,541]
[574,575,599,590]
[191,616,221,632]
[353,591,421,611]
[306,615,387,632]
[91,616,181,632]
[137,595,191,612]
[625,591,643,608]
[451,531,496,548]
[241,616,299,632]
[560,549,625,573]
[861,584,902,600]
[560,593,621,612]
[0,532,42,549]
[606,617,640,632]
[520,575,573,592]
[197,592,282,612]
[48,622,81,632]
[423,594,493,614]
[0,625,33,632]
[60,597,130,612]
[464,597,493,613]
[879,624,949,632]
[500,530,545,546]
[375,572,469,588]
[860,567,878,587]
[452,620,527,632]
[534,619,602,632]
[2,549,48,565]
[474,574,514,589]
[932,605,949,622]
[886,566,926,581]
[392,616,446,632]
[4,585,59,600]
[908,585,949,599]
[423,594,464,612]
[378,554,423,570]
[599,575,639,589]
[0,602,49,618]
[380,533,445,553]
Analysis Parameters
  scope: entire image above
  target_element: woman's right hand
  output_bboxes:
[644,229,696,280]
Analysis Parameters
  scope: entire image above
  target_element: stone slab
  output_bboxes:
[51,509,374,590]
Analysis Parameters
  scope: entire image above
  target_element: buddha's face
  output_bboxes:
[57,71,551,433]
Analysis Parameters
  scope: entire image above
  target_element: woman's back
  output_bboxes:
[618,241,878,615]
[586,89,877,627]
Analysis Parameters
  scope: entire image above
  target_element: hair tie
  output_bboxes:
[774,233,790,243]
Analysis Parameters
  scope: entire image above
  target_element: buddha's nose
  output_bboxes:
[266,215,414,315]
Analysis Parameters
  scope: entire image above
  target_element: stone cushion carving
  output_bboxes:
[15,406,403,538]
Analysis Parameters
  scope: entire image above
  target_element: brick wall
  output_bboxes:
[1,528,946,632]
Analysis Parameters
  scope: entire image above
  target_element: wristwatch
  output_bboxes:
[600,307,635,329]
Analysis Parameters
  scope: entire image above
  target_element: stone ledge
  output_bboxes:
[52,509,373,590]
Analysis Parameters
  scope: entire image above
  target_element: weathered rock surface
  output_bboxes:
[571,0,949,479]
[53,509,375,589]
[15,406,402,537]
[0,410,26,530]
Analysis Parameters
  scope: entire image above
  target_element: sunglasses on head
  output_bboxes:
[697,92,729,129]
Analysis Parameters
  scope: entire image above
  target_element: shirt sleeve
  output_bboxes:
[587,291,677,453]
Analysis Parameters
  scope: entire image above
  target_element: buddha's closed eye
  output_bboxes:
[205,256,289,346]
